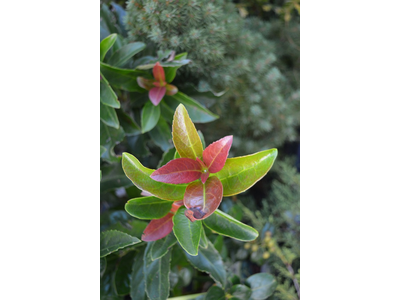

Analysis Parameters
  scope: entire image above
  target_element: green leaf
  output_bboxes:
[184,237,226,287]
[125,196,173,220]
[172,104,203,159]
[216,149,278,197]
[203,209,259,241]
[100,257,107,277]
[100,62,147,92]
[245,273,277,300]
[100,145,107,157]
[144,242,171,300]
[165,92,219,123]
[100,74,120,108]
[101,102,120,129]
[100,230,141,257]
[160,101,175,121]
[157,147,176,168]
[114,251,135,296]
[174,151,181,159]
[199,225,208,248]
[100,121,125,163]
[230,284,252,300]
[141,102,160,133]
[205,286,225,300]
[107,42,146,67]
[130,248,146,300]
[101,255,118,297]
[100,162,133,194]
[198,130,206,149]
[151,232,177,260]
[116,110,141,136]
[173,206,202,256]
[164,52,188,83]
[149,117,173,151]
[100,34,117,62]
[122,152,187,201]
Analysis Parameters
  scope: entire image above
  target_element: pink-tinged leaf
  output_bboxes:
[203,135,233,173]
[150,158,202,184]
[171,200,183,213]
[183,176,223,222]
[153,62,165,83]
[196,158,209,184]
[149,86,166,106]
[140,190,154,197]
[137,77,153,90]
[141,213,174,241]
[172,104,203,160]
[165,84,178,96]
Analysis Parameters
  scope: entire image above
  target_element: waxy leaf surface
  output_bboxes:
[149,86,166,106]
[100,62,146,92]
[107,42,146,67]
[184,237,226,287]
[151,232,177,261]
[100,73,120,108]
[184,176,223,222]
[100,102,119,129]
[245,273,277,300]
[141,101,160,133]
[100,33,117,61]
[230,284,252,300]
[205,286,225,300]
[144,242,171,300]
[100,230,141,257]
[173,206,202,256]
[125,196,173,220]
[151,158,202,184]
[216,149,278,196]
[172,104,203,160]
[203,209,258,241]
[203,135,233,173]
[122,152,187,201]
[141,213,174,242]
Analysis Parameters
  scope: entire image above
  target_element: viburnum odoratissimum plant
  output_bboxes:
[122,104,277,255]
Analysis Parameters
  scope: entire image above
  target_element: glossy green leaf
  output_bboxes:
[116,110,141,136]
[163,53,188,83]
[203,209,259,241]
[122,152,187,201]
[100,62,147,92]
[205,286,225,300]
[198,130,206,149]
[199,225,208,248]
[125,196,173,220]
[141,102,160,133]
[100,74,120,108]
[172,104,203,159]
[100,121,125,163]
[100,145,107,157]
[184,237,226,287]
[165,92,219,123]
[151,232,177,260]
[100,102,119,129]
[100,34,117,61]
[130,248,146,300]
[149,117,173,151]
[100,162,132,194]
[245,273,277,300]
[216,149,278,196]
[230,284,252,300]
[114,251,135,296]
[100,230,141,257]
[144,242,171,300]
[160,101,175,121]
[173,206,202,256]
[101,255,118,297]
[108,42,146,67]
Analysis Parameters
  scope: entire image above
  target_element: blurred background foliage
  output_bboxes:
[100,0,299,299]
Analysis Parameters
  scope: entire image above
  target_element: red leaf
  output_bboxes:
[183,176,223,221]
[150,158,202,184]
[165,84,178,96]
[141,213,174,241]
[149,86,166,106]
[171,200,183,213]
[137,77,153,90]
[203,135,233,173]
[153,62,165,83]
[196,158,209,184]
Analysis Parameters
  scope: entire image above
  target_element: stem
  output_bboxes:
[167,292,207,300]
[286,263,300,299]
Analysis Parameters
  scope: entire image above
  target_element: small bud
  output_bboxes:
[244,243,251,250]
[267,241,274,248]
[262,252,270,259]
[251,245,259,252]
